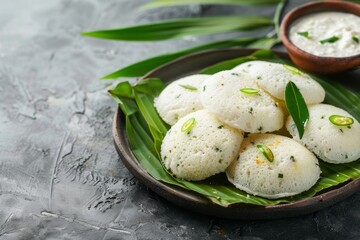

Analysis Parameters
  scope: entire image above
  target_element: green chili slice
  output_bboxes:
[329,115,354,126]
[257,144,274,162]
[240,88,260,95]
[179,84,197,91]
[283,64,302,76]
[181,118,196,133]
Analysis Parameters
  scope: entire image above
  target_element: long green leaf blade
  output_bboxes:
[142,0,282,10]
[102,37,261,79]
[285,81,309,139]
[82,16,273,41]
[200,48,279,74]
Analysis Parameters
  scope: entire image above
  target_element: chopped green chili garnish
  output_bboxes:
[297,31,309,38]
[179,84,197,91]
[256,144,274,162]
[320,36,339,44]
[181,118,196,133]
[283,64,302,76]
[240,88,260,95]
[352,36,359,44]
[329,115,354,126]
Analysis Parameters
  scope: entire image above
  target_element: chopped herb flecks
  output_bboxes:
[217,125,224,129]
[249,107,254,114]
[352,36,359,44]
[290,156,295,162]
[297,31,309,38]
[320,36,339,44]
[278,173,284,178]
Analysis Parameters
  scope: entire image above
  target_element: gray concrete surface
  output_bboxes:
[0,0,359,239]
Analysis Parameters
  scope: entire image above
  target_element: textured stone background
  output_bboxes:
[0,0,359,239]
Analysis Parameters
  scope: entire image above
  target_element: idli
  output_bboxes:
[226,134,321,199]
[233,61,325,104]
[154,74,209,125]
[286,104,360,164]
[200,70,284,133]
[161,110,243,181]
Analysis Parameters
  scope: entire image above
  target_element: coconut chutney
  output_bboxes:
[289,11,360,57]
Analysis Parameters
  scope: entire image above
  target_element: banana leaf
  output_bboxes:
[112,50,360,207]
[102,37,274,79]
[141,0,282,10]
[81,16,272,41]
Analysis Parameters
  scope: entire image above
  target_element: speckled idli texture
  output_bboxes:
[226,134,321,199]
[154,74,209,125]
[161,110,243,181]
[200,70,283,133]
[233,61,325,104]
[287,104,360,163]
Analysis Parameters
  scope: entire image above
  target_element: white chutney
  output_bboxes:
[289,11,360,57]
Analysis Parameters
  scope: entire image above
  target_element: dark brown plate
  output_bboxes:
[112,49,360,220]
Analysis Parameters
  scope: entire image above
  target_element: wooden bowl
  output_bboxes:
[280,1,360,74]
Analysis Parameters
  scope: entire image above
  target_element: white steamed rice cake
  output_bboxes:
[154,74,209,125]
[233,61,325,104]
[286,104,360,164]
[226,134,321,199]
[161,110,244,181]
[200,70,284,133]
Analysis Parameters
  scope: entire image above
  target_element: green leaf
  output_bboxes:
[320,36,339,44]
[273,0,285,39]
[246,37,278,49]
[81,16,273,41]
[109,81,134,98]
[200,48,279,74]
[141,0,282,10]
[126,113,183,187]
[284,81,309,139]
[133,91,169,155]
[134,78,165,96]
[311,75,360,120]
[102,37,261,79]
[109,94,137,116]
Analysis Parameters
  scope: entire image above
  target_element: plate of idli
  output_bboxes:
[112,49,360,219]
